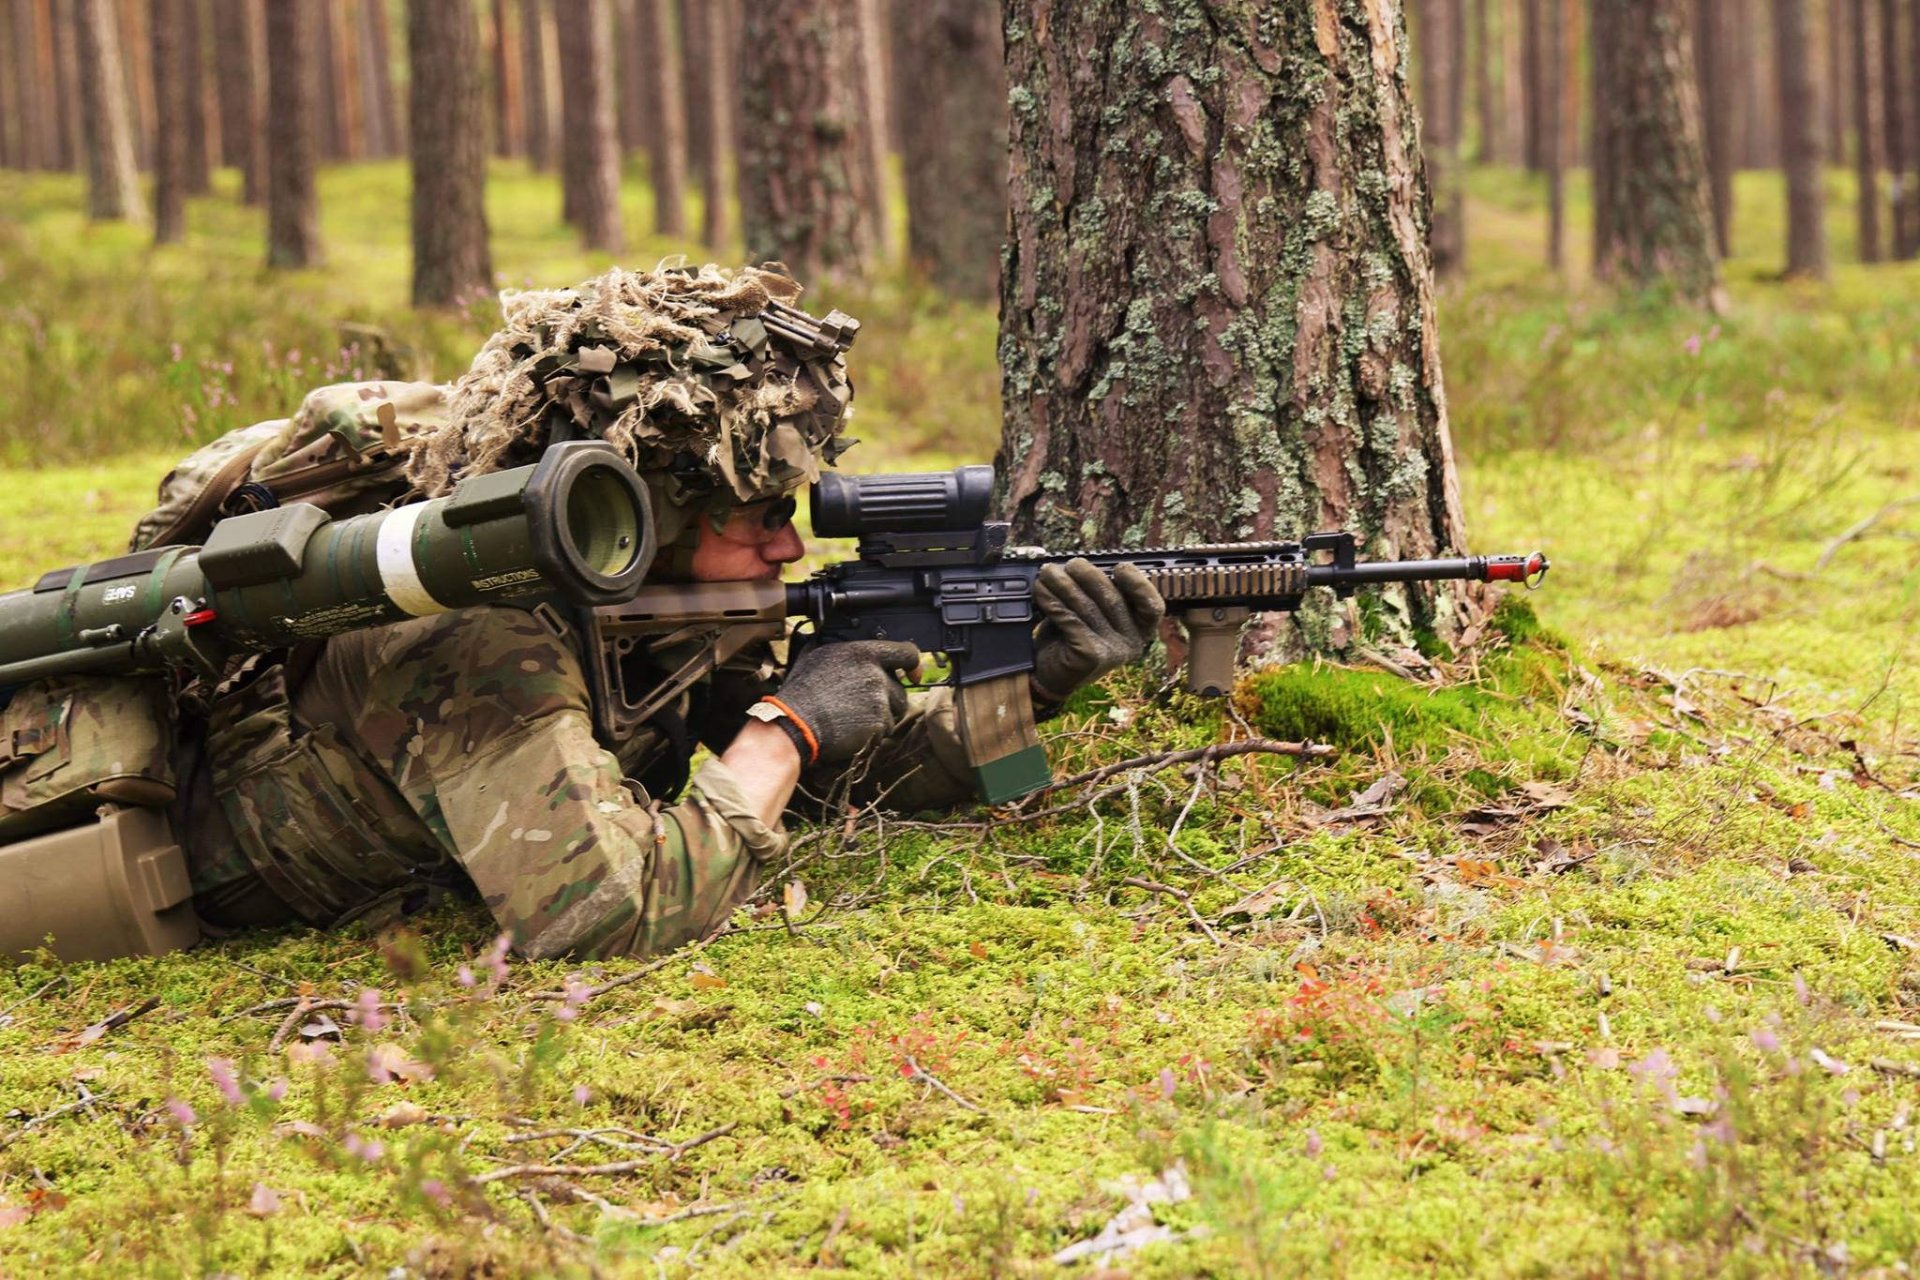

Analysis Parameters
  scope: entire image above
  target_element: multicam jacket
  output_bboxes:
[177,605,974,959]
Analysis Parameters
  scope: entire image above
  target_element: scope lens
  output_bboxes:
[565,463,644,578]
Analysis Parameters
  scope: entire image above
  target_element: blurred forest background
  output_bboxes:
[2,2,1919,1276]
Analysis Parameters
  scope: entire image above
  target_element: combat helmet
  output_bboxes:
[409,262,859,577]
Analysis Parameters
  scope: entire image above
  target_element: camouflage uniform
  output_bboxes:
[177,606,974,959]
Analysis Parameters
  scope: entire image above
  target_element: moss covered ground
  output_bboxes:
[0,163,1917,1278]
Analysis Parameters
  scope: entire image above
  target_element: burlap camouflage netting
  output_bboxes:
[408,263,859,516]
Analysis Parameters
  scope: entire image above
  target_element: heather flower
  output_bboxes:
[573,1085,592,1107]
[342,1132,385,1163]
[350,989,388,1033]
[1750,1027,1780,1053]
[206,1057,244,1106]
[165,1097,196,1128]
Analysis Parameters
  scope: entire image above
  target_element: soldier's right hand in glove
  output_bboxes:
[1030,559,1166,704]
[770,640,923,767]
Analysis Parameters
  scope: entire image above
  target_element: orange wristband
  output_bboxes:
[762,696,820,766]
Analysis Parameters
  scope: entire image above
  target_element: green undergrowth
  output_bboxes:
[3,164,1920,1276]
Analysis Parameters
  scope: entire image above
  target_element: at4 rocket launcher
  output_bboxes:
[583,465,1549,804]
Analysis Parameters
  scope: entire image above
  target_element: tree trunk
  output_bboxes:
[738,0,879,283]
[997,0,1472,652]
[490,0,521,156]
[894,0,1004,300]
[1521,0,1543,168]
[183,0,214,190]
[1546,0,1565,267]
[10,0,49,167]
[519,0,552,169]
[149,0,186,240]
[1417,0,1467,277]
[1589,0,1722,306]
[1772,0,1828,276]
[1899,0,1920,254]
[682,0,711,177]
[638,0,687,235]
[409,0,492,306]
[615,0,646,153]
[1825,0,1846,163]
[116,0,153,168]
[687,0,731,248]
[52,0,85,169]
[856,0,894,257]
[554,0,623,250]
[75,0,143,218]
[359,0,398,157]
[1742,0,1782,167]
[265,0,320,266]
[1852,0,1881,260]
[212,0,255,176]
[1473,0,1496,161]
[1694,0,1735,256]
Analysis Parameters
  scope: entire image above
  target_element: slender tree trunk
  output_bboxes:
[1826,0,1847,162]
[1546,0,1565,267]
[116,0,152,167]
[1901,0,1920,254]
[1852,0,1881,260]
[183,0,214,190]
[894,0,1004,299]
[1417,0,1467,276]
[998,0,1472,650]
[372,0,401,154]
[1589,0,1722,306]
[519,0,552,169]
[11,0,49,167]
[409,0,493,306]
[689,0,731,248]
[265,0,320,266]
[615,0,645,153]
[490,0,521,156]
[2,0,27,167]
[52,0,84,169]
[638,0,687,235]
[75,0,143,217]
[212,0,253,172]
[554,0,623,250]
[1772,0,1828,277]
[856,0,894,257]
[1695,0,1735,255]
[738,0,879,282]
[1473,0,1496,161]
[149,0,185,239]
[1521,0,1543,168]
[682,0,711,178]
[357,0,390,156]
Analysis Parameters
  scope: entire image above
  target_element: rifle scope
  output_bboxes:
[811,464,996,537]
[0,442,655,689]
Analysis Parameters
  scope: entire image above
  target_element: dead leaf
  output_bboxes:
[1219,880,1293,920]
[689,964,727,992]
[275,1119,329,1139]
[1309,772,1406,825]
[783,880,809,923]
[379,1102,428,1129]
[247,1183,282,1218]
[300,1015,342,1041]
[968,941,988,960]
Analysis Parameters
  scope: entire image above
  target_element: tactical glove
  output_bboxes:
[769,640,922,767]
[1030,559,1165,704]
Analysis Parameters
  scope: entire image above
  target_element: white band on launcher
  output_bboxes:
[375,503,441,616]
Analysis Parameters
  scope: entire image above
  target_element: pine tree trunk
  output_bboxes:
[687,0,731,248]
[1418,0,1467,277]
[212,0,253,172]
[1521,0,1543,168]
[554,0,623,250]
[149,0,185,239]
[490,0,521,156]
[1901,0,1920,254]
[1851,0,1881,260]
[11,0,49,168]
[1826,0,1846,163]
[738,0,879,283]
[1772,0,1828,277]
[1589,0,1722,306]
[52,0,85,169]
[519,0,552,170]
[1744,0,1782,167]
[358,0,392,156]
[856,0,893,257]
[894,0,1004,300]
[76,0,142,216]
[2,1,26,167]
[265,0,320,266]
[638,0,687,236]
[1694,0,1736,256]
[682,0,711,177]
[997,0,1472,651]
[1473,0,1496,160]
[1546,0,1565,267]
[409,0,492,306]
[116,0,153,168]
[183,0,213,191]
[616,0,646,153]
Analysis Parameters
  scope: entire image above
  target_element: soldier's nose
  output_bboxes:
[766,523,805,564]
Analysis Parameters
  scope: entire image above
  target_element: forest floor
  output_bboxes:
[0,164,1917,1279]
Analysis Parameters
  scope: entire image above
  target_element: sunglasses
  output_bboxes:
[712,495,799,544]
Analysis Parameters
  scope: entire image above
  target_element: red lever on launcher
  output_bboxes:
[182,607,218,627]
[1482,552,1550,586]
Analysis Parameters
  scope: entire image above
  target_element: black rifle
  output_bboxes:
[585,466,1549,802]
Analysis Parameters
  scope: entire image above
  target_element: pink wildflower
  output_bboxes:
[165,1097,196,1127]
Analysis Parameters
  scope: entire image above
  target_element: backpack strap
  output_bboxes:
[141,441,270,550]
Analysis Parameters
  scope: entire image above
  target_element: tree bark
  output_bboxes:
[180,0,213,190]
[490,0,521,156]
[1742,0,1782,167]
[519,0,553,169]
[997,0,1472,651]
[265,0,320,266]
[1521,0,1543,168]
[687,0,731,248]
[52,0,85,169]
[1694,0,1735,256]
[1473,0,1495,161]
[359,0,399,157]
[1851,0,1880,260]
[1589,0,1722,306]
[682,0,711,177]
[554,0,623,250]
[149,0,186,240]
[638,0,687,236]
[75,0,143,218]
[1899,0,1920,255]
[738,0,879,283]
[856,0,894,256]
[409,0,493,306]
[1825,0,1846,163]
[893,0,1004,299]
[1771,0,1828,277]
[212,0,256,178]
[116,0,153,168]
[10,0,50,167]
[615,0,646,153]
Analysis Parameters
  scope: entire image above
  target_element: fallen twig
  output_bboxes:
[1818,495,1920,569]
[530,955,677,1004]
[1122,878,1226,946]
[902,1055,986,1113]
[1019,739,1334,805]
[1868,1059,1920,1080]
[469,1121,739,1184]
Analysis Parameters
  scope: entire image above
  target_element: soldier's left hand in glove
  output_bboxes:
[1029,559,1166,705]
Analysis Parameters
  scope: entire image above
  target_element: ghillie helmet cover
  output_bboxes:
[408,262,859,553]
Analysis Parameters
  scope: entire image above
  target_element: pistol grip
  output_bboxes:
[1182,606,1249,697]
[954,674,1051,803]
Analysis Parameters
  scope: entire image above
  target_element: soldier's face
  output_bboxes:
[688,497,806,582]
